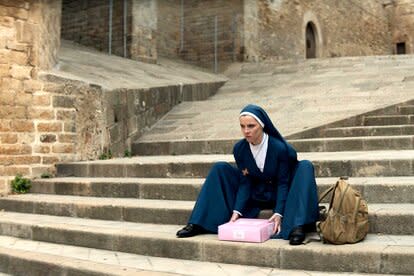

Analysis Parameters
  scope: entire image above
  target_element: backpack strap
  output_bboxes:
[318,182,336,203]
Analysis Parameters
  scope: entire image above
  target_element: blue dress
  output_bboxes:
[188,136,319,239]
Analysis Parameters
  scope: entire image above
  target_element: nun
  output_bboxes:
[176,104,319,245]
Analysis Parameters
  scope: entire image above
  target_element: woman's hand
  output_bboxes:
[229,212,240,222]
[268,213,282,235]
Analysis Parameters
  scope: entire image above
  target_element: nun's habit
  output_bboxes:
[187,104,319,239]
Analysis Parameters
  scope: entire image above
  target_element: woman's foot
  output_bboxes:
[289,226,306,245]
[176,224,208,238]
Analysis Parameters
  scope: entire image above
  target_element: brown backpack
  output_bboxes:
[317,177,369,244]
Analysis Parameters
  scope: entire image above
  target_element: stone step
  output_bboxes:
[133,135,414,155]
[0,240,175,276]
[0,212,412,274]
[0,195,411,235]
[132,139,237,156]
[363,115,414,126]
[322,125,414,137]
[289,136,414,152]
[31,176,414,203]
[0,235,402,276]
[56,150,414,178]
[398,105,414,115]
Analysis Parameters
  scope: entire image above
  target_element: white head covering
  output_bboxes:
[239,111,265,128]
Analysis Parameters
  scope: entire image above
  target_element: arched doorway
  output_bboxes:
[306,22,317,59]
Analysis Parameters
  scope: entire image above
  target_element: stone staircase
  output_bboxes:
[1,56,414,275]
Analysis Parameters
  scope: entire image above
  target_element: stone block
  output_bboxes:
[41,156,59,165]
[23,79,43,92]
[9,50,29,65]
[0,64,10,77]
[53,181,90,196]
[0,133,17,144]
[0,90,14,106]
[58,133,76,143]
[33,145,50,154]
[382,246,414,274]
[32,226,117,252]
[39,134,57,143]
[0,49,11,63]
[90,181,140,198]
[15,91,32,106]
[11,120,34,132]
[116,233,201,260]
[56,110,76,121]
[0,144,31,155]
[2,77,23,91]
[76,205,124,221]
[63,121,76,133]
[10,64,32,80]
[32,94,51,106]
[31,165,55,178]
[28,107,55,120]
[56,163,88,177]
[88,164,125,178]
[6,40,28,51]
[0,15,14,27]
[1,155,40,165]
[123,207,189,225]
[37,122,62,132]
[52,144,74,154]
[0,120,11,131]
[0,221,32,239]
[280,244,383,273]
[203,240,280,267]
[52,95,75,108]
[4,166,30,176]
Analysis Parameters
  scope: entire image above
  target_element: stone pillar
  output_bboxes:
[130,0,158,63]
[0,0,62,194]
[243,0,260,62]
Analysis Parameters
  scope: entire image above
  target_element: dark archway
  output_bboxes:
[306,22,317,59]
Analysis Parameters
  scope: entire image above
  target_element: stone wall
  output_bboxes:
[389,0,414,54]
[0,0,62,193]
[61,0,132,58]
[245,0,392,61]
[180,0,244,70]
[157,0,181,59]
[130,0,157,63]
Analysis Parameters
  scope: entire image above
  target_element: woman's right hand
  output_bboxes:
[229,212,240,222]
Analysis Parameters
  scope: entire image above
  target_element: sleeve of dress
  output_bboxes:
[273,144,290,215]
[233,143,252,215]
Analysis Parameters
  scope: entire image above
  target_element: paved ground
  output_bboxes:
[51,40,227,90]
[137,56,414,142]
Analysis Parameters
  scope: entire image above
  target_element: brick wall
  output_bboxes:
[180,0,244,70]
[247,0,392,61]
[0,0,61,193]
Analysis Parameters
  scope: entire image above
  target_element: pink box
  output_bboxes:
[218,218,275,243]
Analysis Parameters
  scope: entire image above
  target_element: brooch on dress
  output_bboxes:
[242,168,249,176]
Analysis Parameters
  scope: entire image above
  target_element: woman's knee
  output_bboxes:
[211,161,234,173]
[297,160,314,172]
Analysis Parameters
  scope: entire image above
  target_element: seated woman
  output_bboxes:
[176,104,319,245]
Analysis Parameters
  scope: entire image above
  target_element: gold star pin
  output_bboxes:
[242,168,249,176]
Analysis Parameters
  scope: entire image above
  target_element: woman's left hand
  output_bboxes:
[268,213,282,235]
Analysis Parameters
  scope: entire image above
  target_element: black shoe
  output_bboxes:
[289,226,306,245]
[176,224,207,238]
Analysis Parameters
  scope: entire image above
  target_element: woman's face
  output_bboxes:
[239,115,264,145]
